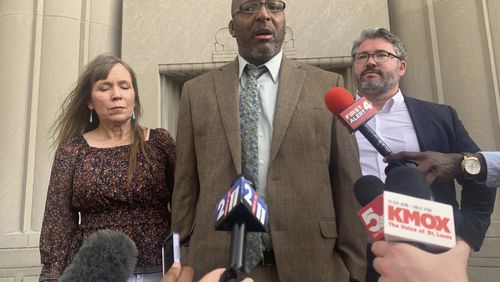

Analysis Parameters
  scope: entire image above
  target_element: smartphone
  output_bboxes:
[162,232,180,275]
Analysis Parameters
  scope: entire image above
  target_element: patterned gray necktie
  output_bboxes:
[240,64,267,187]
[240,64,267,272]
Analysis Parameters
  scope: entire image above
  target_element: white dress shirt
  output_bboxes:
[480,151,500,188]
[355,90,420,182]
[237,51,282,198]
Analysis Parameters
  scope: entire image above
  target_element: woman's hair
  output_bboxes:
[51,54,149,182]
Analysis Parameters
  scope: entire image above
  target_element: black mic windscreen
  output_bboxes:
[385,166,432,200]
[353,175,385,206]
[59,229,138,282]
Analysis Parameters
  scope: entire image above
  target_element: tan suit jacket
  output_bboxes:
[172,56,366,281]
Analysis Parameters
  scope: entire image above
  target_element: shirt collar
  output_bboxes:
[381,90,404,113]
[355,89,404,113]
[237,51,283,83]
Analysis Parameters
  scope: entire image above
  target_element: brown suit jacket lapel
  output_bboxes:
[214,59,241,174]
[270,57,306,163]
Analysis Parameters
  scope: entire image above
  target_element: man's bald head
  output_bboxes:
[228,0,286,65]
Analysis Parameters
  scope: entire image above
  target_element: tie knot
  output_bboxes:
[246,64,268,79]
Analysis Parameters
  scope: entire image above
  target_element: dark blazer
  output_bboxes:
[405,96,496,251]
[171,56,367,281]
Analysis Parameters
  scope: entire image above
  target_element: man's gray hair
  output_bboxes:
[351,27,408,61]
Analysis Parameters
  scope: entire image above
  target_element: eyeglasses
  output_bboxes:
[233,1,286,16]
[352,51,402,64]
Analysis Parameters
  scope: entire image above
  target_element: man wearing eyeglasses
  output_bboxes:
[171,1,366,281]
[351,27,496,281]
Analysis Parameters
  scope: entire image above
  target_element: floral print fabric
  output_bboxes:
[39,128,175,280]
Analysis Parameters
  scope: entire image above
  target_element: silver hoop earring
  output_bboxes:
[89,110,93,123]
[132,111,136,121]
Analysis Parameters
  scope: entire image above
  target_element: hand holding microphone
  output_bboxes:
[384,151,466,184]
[163,177,267,282]
[371,240,470,282]
[354,168,464,281]
[354,167,456,252]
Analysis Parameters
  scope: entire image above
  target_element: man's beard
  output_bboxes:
[235,28,285,65]
[357,73,399,96]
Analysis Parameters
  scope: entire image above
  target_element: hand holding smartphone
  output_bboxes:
[162,232,180,275]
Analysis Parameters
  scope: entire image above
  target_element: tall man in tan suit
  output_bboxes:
[171,1,366,281]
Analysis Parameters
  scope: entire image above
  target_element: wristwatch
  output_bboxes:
[460,154,481,180]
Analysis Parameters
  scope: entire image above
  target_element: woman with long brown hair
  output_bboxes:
[39,54,175,282]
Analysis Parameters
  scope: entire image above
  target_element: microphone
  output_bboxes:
[383,167,456,251]
[324,87,392,156]
[324,87,416,173]
[59,229,138,282]
[385,166,432,199]
[354,175,385,241]
[214,176,269,272]
[354,175,385,207]
[354,168,456,251]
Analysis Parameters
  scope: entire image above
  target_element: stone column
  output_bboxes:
[0,0,122,280]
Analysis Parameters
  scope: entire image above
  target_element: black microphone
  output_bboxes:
[214,176,269,275]
[383,167,455,252]
[385,166,432,200]
[353,175,385,206]
[324,87,416,173]
[353,175,386,240]
[59,229,137,282]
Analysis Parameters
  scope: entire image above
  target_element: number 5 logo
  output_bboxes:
[360,208,383,232]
